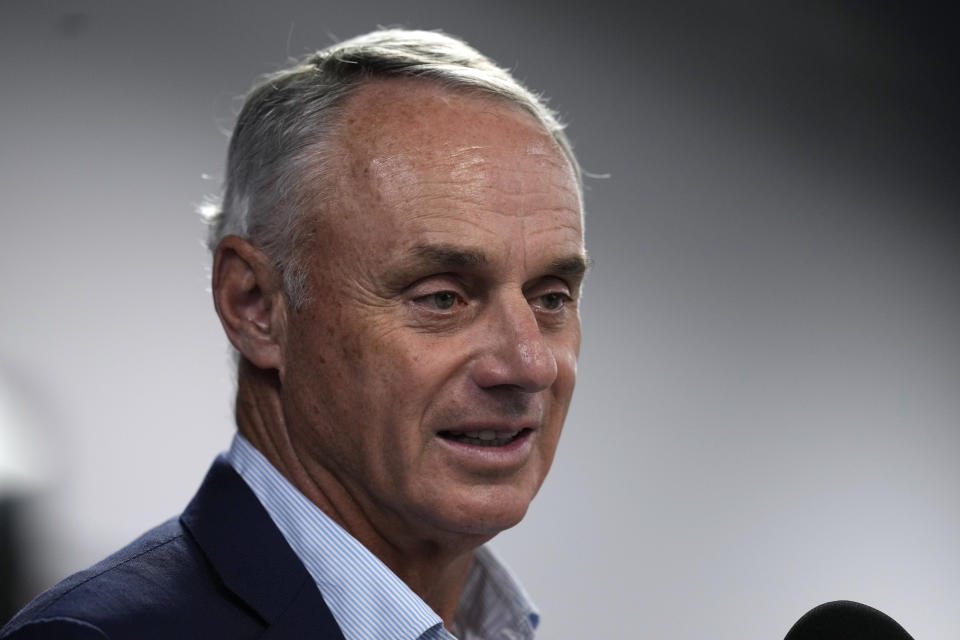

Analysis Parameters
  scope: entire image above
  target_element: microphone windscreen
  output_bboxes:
[784,600,914,640]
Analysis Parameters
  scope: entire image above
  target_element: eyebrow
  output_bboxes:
[410,243,489,269]
[411,244,590,278]
[548,254,591,280]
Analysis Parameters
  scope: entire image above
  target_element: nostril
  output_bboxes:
[472,335,557,391]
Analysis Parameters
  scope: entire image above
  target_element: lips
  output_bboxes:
[438,428,531,447]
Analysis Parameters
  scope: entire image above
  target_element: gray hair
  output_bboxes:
[201,28,580,308]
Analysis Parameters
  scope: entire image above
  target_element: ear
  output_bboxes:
[211,235,287,372]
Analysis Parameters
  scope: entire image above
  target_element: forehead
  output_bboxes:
[324,79,583,247]
[336,79,565,162]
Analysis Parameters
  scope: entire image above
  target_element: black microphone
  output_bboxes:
[785,600,914,639]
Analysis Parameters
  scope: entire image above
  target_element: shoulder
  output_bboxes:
[0,618,108,639]
[1,518,263,640]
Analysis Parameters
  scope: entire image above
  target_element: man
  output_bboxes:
[2,28,586,639]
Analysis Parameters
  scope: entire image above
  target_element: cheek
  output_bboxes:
[369,336,457,423]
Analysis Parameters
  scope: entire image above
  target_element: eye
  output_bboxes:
[422,290,460,310]
[535,292,570,311]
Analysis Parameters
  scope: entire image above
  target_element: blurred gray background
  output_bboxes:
[1,1,958,637]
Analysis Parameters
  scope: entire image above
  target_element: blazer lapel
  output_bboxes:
[180,457,345,639]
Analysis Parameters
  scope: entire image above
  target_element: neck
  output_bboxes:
[234,359,480,629]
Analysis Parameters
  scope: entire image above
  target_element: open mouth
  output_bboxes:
[437,428,531,447]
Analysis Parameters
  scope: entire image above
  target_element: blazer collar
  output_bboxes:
[180,457,345,639]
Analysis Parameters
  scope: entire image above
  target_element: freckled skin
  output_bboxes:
[242,79,584,623]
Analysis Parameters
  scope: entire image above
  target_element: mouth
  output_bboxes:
[437,428,532,447]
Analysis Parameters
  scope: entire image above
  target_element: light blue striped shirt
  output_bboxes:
[226,434,539,640]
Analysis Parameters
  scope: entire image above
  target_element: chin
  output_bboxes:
[430,484,538,539]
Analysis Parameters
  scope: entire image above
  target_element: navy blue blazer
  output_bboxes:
[1,459,346,639]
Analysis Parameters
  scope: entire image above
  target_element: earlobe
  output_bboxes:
[211,235,286,371]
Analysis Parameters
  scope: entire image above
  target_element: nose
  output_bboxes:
[470,293,558,393]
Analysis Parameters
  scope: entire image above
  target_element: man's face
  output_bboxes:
[278,80,585,546]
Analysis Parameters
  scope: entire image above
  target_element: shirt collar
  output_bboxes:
[455,546,540,640]
[227,434,442,640]
[226,433,538,640]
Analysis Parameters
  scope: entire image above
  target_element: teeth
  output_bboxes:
[442,429,524,446]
